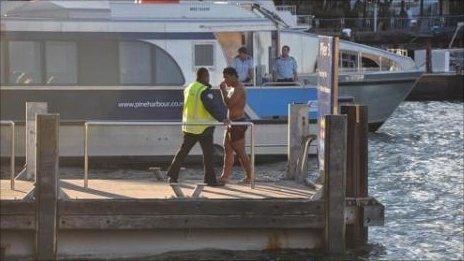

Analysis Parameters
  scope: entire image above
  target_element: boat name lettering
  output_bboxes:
[190,6,210,11]
[319,42,331,57]
[318,71,328,78]
[319,86,331,93]
[346,75,365,81]
[117,100,183,109]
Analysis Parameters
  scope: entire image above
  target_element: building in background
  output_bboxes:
[274,0,463,50]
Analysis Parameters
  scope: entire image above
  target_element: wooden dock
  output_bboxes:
[1,179,317,200]
[0,105,385,260]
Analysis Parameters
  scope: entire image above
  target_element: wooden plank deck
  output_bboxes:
[1,179,318,200]
[0,180,34,200]
[1,178,324,231]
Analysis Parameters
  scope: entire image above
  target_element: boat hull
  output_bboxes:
[339,71,422,131]
[406,72,464,101]
[0,71,419,159]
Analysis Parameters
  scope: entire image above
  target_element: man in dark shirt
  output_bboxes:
[166,68,227,186]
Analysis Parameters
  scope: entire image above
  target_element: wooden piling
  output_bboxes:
[34,114,59,260]
[287,104,310,182]
[26,102,48,181]
[341,105,369,247]
[323,115,347,254]
[426,38,432,73]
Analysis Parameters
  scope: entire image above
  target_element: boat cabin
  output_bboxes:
[0,0,417,88]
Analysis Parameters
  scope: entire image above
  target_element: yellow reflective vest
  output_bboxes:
[182,81,216,134]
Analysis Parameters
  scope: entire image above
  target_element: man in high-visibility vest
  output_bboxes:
[166,67,228,186]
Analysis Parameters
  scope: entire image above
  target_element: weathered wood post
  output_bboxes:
[342,105,369,247]
[35,114,59,260]
[323,115,347,254]
[426,37,432,73]
[287,103,310,182]
[26,102,48,180]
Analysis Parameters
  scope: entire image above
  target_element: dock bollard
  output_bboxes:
[341,105,369,247]
[25,102,48,181]
[1,121,15,190]
[287,104,310,182]
[323,114,347,255]
[34,113,59,260]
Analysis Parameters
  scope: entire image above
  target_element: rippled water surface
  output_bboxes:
[367,101,463,260]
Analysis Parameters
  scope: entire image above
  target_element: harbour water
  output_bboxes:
[367,101,463,260]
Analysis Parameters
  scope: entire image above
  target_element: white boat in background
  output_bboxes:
[0,0,422,162]
[407,48,463,101]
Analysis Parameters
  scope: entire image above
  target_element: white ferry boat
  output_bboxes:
[0,0,422,161]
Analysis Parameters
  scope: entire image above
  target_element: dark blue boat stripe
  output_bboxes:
[0,31,216,40]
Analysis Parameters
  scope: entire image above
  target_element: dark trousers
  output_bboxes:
[166,127,217,183]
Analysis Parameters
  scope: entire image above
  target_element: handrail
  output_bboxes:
[262,81,303,87]
[298,135,317,182]
[1,121,15,190]
[84,121,255,189]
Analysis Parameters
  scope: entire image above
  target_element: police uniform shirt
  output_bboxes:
[273,56,298,80]
[201,88,227,122]
[231,56,253,82]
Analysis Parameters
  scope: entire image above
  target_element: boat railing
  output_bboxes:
[310,15,464,34]
[297,15,314,29]
[1,121,15,190]
[261,81,303,87]
[84,121,255,189]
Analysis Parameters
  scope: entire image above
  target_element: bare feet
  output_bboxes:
[219,175,230,184]
[237,177,251,184]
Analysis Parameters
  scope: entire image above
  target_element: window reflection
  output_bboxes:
[3,39,185,86]
[8,41,42,85]
[119,41,151,85]
[45,41,77,85]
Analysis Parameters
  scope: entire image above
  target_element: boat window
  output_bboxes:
[361,56,380,71]
[77,40,119,85]
[8,41,42,85]
[194,43,214,67]
[340,51,358,72]
[119,41,152,85]
[216,32,245,65]
[3,39,185,86]
[45,41,78,85]
[153,46,185,85]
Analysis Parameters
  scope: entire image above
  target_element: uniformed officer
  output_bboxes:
[231,47,254,84]
[273,45,298,82]
[166,67,227,186]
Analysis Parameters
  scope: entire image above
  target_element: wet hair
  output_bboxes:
[196,67,208,81]
[238,47,248,54]
[223,67,238,78]
[282,45,290,51]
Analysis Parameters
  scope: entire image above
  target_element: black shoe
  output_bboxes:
[168,177,178,183]
[206,180,225,187]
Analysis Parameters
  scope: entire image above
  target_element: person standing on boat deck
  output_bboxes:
[273,45,298,83]
[231,47,254,84]
[166,68,227,187]
[219,67,252,184]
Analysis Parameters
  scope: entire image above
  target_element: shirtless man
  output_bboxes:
[219,67,252,183]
